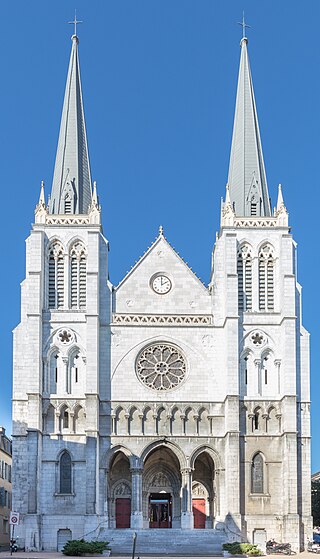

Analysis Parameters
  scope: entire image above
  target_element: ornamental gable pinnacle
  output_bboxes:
[49,34,92,215]
[227,36,271,217]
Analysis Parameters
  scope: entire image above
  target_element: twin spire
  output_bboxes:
[227,36,271,217]
[49,33,92,215]
[46,24,273,219]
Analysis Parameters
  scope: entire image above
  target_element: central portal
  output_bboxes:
[149,493,172,528]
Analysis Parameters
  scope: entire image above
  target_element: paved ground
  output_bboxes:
[0,552,313,559]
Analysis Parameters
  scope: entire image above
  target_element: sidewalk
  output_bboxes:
[0,553,312,559]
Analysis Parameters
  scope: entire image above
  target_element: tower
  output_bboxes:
[12,32,110,550]
[213,33,311,548]
[12,26,311,555]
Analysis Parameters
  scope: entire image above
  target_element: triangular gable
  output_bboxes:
[115,231,210,316]
[116,232,207,292]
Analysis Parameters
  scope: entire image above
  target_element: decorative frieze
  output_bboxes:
[45,215,90,225]
[112,314,213,326]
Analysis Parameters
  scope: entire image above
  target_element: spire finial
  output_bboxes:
[237,11,251,39]
[39,180,45,205]
[276,183,285,211]
[159,225,164,236]
[68,10,83,38]
[92,180,98,204]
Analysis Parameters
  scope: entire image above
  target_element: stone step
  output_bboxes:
[99,529,225,556]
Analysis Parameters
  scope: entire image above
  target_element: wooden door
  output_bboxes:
[116,498,131,528]
[149,496,171,528]
[57,529,72,551]
[192,498,206,529]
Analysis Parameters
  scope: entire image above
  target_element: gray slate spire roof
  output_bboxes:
[49,34,92,214]
[228,37,271,217]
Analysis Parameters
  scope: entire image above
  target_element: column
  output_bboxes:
[62,356,69,393]
[103,469,109,526]
[130,467,143,528]
[274,359,281,394]
[181,467,193,528]
[254,359,262,395]
[69,411,75,434]
[43,358,48,393]
[55,409,61,434]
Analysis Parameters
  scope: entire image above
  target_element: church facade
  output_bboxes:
[12,30,311,553]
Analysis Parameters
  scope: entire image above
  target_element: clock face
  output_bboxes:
[151,274,172,294]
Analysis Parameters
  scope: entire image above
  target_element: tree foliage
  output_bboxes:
[312,480,320,527]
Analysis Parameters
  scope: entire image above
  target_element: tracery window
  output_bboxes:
[70,242,87,309]
[48,242,64,309]
[136,342,186,391]
[237,244,252,311]
[251,453,264,493]
[59,451,72,494]
[259,244,274,311]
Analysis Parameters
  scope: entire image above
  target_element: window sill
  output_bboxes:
[54,492,75,497]
[44,308,87,313]
[249,493,270,498]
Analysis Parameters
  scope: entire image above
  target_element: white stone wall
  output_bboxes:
[12,216,311,552]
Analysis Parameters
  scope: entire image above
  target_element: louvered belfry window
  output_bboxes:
[250,201,257,216]
[64,195,72,214]
[259,244,274,311]
[237,245,252,311]
[70,243,87,309]
[48,243,64,309]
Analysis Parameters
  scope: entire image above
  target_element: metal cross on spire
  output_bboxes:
[237,11,251,38]
[68,10,83,37]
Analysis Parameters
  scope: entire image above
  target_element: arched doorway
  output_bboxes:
[109,451,132,528]
[192,452,215,528]
[143,446,181,528]
[57,529,72,551]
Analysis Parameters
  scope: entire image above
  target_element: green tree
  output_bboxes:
[312,480,320,527]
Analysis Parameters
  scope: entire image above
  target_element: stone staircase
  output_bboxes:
[100,528,225,556]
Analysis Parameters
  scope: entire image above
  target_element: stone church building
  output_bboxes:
[12,29,311,554]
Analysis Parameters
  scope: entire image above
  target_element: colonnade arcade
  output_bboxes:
[104,443,219,530]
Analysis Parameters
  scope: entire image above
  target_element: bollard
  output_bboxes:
[132,531,137,559]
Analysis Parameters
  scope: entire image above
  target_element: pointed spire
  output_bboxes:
[227,35,271,217]
[221,183,235,226]
[92,180,98,205]
[39,180,45,205]
[276,183,285,212]
[35,180,48,223]
[275,183,288,226]
[49,33,92,214]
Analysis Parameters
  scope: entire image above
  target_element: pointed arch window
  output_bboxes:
[49,351,59,394]
[251,453,264,493]
[237,244,252,311]
[70,242,87,309]
[259,244,274,311]
[59,451,72,494]
[48,243,64,309]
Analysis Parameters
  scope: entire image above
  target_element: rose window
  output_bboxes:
[136,343,186,391]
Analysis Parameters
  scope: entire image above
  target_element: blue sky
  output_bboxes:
[1,0,319,471]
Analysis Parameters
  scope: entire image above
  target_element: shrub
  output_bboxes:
[222,542,262,556]
[62,539,110,556]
